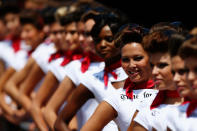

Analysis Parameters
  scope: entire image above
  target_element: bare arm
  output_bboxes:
[132,121,147,131]
[81,101,117,131]
[54,84,94,131]
[30,71,58,131]
[127,110,139,131]
[3,57,35,111]
[0,59,6,77]
[19,63,45,96]
[43,76,76,130]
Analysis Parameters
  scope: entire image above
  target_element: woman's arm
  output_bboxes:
[30,71,58,131]
[19,63,45,96]
[3,58,35,111]
[43,76,76,130]
[131,122,148,131]
[54,84,94,131]
[81,101,117,131]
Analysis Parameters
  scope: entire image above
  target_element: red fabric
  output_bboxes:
[150,90,180,109]
[12,38,21,53]
[60,51,83,66]
[81,52,103,73]
[48,51,66,63]
[103,60,121,87]
[124,78,154,99]
[186,100,197,117]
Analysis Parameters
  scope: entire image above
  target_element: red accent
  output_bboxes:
[124,78,154,99]
[81,52,104,73]
[150,90,180,109]
[12,38,21,53]
[60,51,83,66]
[186,100,197,117]
[103,60,121,87]
[48,51,66,63]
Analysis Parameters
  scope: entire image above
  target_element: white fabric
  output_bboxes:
[134,104,175,131]
[165,102,197,131]
[0,40,15,67]
[64,59,105,86]
[32,42,56,73]
[81,67,128,102]
[48,57,67,82]
[80,67,128,131]
[104,88,158,131]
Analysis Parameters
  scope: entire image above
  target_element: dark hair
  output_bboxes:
[40,6,57,25]
[114,23,149,49]
[150,21,183,33]
[143,30,174,53]
[2,4,21,15]
[168,33,187,57]
[81,7,110,22]
[90,11,128,43]
[20,10,44,30]
[59,4,88,26]
[179,35,197,59]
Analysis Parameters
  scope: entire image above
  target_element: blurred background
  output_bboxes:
[0,0,196,29]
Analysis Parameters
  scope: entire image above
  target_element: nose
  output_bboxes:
[99,39,107,49]
[128,60,137,68]
[188,71,195,83]
[152,66,159,76]
[21,31,27,40]
[174,72,180,83]
[79,34,85,44]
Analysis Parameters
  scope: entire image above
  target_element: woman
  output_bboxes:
[164,36,197,131]
[132,31,185,131]
[42,8,107,130]
[81,24,158,131]
[54,12,128,131]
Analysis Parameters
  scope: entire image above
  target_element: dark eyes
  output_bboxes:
[50,30,65,35]
[94,36,114,44]
[158,63,169,69]
[121,57,130,62]
[150,63,169,69]
[133,56,143,61]
[171,69,189,76]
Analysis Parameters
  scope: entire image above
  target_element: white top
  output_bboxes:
[165,102,197,131]
[32,42,56,74]
[48,57,68,82]
[81,67,128,102]
[64,59,105,86]
[104,88,158,131]
[134,104,175,131]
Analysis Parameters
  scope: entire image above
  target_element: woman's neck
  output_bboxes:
[164,96,184,105]
[105,54,121,66]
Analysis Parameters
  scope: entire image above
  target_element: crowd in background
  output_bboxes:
[0,0,197,131]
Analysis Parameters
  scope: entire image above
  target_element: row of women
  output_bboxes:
[0,0,197,131]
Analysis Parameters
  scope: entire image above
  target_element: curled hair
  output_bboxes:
[143,30,174,53]
[20,9,44,30]
[179,35,197,59]
[150,21,183,33]
[114,23,149,49]
[90,11,129,43]
[168,33,187,57]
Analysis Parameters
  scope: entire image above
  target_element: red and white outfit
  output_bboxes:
[104,78,158,131]
[134,90,180,131]
[80,60,128,131]
[31,42,56,74]
[63,52,105,129]
[48,51,83,82]
[165,100,197,131]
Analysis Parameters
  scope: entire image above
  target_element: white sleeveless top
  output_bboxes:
[32,42,56,74]
[165,102,197,131]
[104,87,158,131]
[134,104,176,131]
